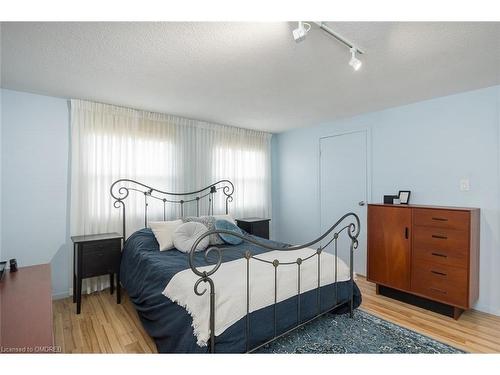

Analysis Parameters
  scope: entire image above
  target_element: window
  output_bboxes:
[212,145,270,218]
[71,99,271,237]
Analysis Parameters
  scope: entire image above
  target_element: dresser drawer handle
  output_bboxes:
[429,287,447,294]
[431,252,447,258]
[432,217,448,222]
[431,270,447,276]
[432,234,448,239]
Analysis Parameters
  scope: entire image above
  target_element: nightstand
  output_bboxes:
[71,233,123,314]
[235,218,271,239]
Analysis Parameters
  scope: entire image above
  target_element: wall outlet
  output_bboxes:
[460,178,470,191]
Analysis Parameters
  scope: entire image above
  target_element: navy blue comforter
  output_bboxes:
[120,228,362,353]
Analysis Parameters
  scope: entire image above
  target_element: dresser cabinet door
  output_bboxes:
[368,206,412,290]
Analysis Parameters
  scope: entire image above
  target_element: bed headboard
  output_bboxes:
[110,179,234,238]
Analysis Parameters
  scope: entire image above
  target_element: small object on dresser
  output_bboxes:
[9,258,18,272]
[398,190,411,204]
[235,218,271,239]
[0,261,6,281]
[384,195,398,204]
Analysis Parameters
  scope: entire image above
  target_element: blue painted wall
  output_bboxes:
[1,89,70,298]
[272,85,500,315]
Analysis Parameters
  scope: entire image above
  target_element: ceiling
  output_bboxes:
[1,22,499,133]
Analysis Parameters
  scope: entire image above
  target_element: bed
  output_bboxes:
[111,179,362,353]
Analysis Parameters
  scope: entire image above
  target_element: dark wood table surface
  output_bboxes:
[0,264,54,352]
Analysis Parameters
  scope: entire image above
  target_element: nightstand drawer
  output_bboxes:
[82,248,120,277]
[82,239,121,253]
[81,240,121,278]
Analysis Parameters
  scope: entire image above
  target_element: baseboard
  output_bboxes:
[52,286,112,301]
[472,303,500,317]
[52,291,70,300]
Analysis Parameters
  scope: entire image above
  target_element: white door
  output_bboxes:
[320,130,368,275]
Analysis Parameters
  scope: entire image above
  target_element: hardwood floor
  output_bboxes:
[53,277,500,353]
[357,276,500,353]
[53,291,157,353]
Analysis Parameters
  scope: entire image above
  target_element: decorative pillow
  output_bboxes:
[173,222,210,253]
[212,214,236,225]
[214,219,244,245]
[184,216,224,245]
[149,220,183,251]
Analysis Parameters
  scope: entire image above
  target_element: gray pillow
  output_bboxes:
[184,216,224,245]
[173,222,210,253]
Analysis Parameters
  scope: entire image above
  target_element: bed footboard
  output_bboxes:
[188,212,360,353]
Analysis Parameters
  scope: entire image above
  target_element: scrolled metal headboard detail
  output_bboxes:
[188,212,360,353]
[110,178,234,238]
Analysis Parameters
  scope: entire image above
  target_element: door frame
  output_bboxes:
[318,128,372,273]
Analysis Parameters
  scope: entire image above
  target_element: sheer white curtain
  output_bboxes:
[70,100,271,293]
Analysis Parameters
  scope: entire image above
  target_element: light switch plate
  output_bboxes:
[460,178,470,191]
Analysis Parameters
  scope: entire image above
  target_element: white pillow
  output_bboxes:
[212,214,236,225]
[149,220,183,251]
[173,222,210,253]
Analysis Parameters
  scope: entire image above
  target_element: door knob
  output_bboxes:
[358,201,366,206]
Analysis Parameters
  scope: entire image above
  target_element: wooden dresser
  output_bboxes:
[0,264,54,353]
[367,204,479,319]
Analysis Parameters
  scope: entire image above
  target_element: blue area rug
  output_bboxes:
[255,310,463,354]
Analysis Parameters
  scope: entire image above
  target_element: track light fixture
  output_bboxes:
[292,22,365,71]
[292,21,311,43]
[349,47,362,71]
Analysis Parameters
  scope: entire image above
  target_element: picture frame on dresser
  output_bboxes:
[398,190,411,204]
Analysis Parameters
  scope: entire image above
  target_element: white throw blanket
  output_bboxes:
[163,248,351,347]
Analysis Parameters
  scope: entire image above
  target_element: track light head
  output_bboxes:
[292,21,310,43]
[349,47,362,71]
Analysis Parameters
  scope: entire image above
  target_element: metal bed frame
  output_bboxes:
[110,179,360,353]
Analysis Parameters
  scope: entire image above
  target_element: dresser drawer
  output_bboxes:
[414,208,469,231]
[413,226,468,253]
[413,246,468,268]
[411,259,468,307]
[413,226,469,268]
